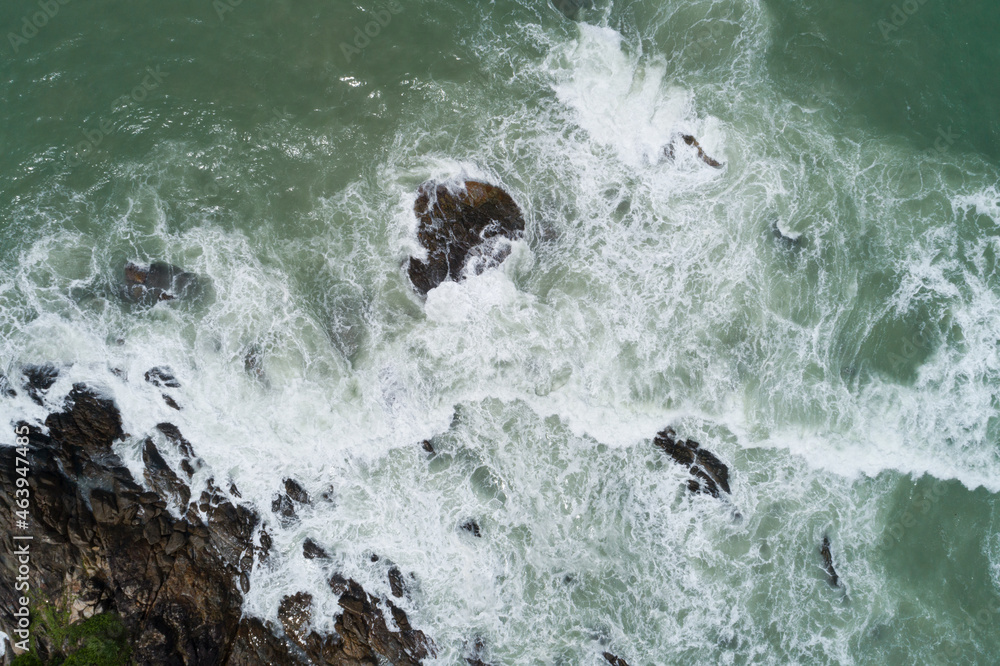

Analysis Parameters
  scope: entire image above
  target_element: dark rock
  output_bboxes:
[407,180,526,295]
[21,363,59,405]
[258,528,273,560]
[603,651,631,666]
[461,520,482,537]
[662,134,723,168]
[303,538,329,560]
[145,366,181,388]
[327,575,435,665]
[153,422,201,480]
[278,592,327,659]
[821,535,840,588]
[272,494,297,524]
[163,393,181,410]
[1,381,441,666]
[284,478,310,504]
[124,261,200,304]
[388,566,406,598]
[0,384,260,666]
[421,440,435,454]
[653,427,731,497]
[226,616,308,666]
[142,437,191,508]
[46,384,125,450]
[156,422,197,458]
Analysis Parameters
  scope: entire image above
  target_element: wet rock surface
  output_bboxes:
[662,134,724,168]
[21,363,59,405]
[461,519,482,537]
[0,382,437,665]
[0,385,252,665]
[327,574,435,665]
[302,538,329,560]
[124,261,200,304]
[406,180,525,295]
[653,427,731,497]
[145,366,181,388]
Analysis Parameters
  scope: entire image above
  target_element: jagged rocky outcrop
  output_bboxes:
[653,427,731,497]
[0,384,256,665]
[406,180,525,295]
[0,383,436,665]
[273,572,434,666]
[124,261,200,304]
[272,478,310,526]
[662,134,723,168]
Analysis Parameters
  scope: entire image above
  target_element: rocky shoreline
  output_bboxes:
[0,379,433,666]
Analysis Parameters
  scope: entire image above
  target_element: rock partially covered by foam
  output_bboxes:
[124,260,200,304]
[407,180,525,295]
[653,427,731,497]
[662,134,724,168]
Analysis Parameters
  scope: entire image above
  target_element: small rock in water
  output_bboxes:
[421,439,435,454]
[244,344,267,384]
[162,393,181,410]
[124,260,200,304]
[258,528,273,560]
[284,478,310,504]
[388,565,406,598]
[272,494,297,523]
[407,180,526,295]
[303,538,329,560]
[821,535,840,588]
[603,652,632,666]
[461,519,482,537]
[653,427,731,497]
[21,363,59,405]
[662,134,724,168]
[145,366,181,388]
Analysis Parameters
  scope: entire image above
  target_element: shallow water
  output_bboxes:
[1,0,999,663]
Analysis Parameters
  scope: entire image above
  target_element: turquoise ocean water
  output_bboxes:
[2,0,1000,663]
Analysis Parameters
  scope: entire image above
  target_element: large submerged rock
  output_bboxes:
[124,261,200,304]
[406,180,525,295]
[653,427,731,498]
